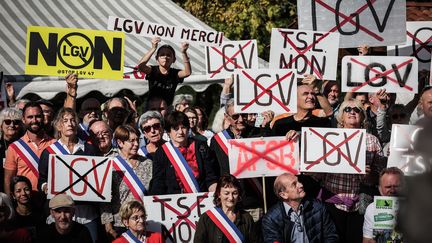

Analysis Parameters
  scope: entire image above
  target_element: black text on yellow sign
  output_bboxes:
[25,26,125,80]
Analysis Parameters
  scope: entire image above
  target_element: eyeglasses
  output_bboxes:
[3,119,21,126]
[91,131,111,138]
[391,113,407,120]
[142,123,161,133]
[226,113,247,121]
[129,215,146,222]
[343,106,361,114]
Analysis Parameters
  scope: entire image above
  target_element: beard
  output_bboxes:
[26,122,44,133]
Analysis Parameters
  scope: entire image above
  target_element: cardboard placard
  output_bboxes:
[233,69,297,114]
[341,56,418,93]
[107,16,223,46]
[47,154,113,202]
[297,0,406,48]
[269,28,339,80]
[205,40,258,79]
[300,127,366,174]
[388,21,432,71]
[144,192,214,243]
[228,136,299,179]
[25,26,125,80]
[387,124,425,176]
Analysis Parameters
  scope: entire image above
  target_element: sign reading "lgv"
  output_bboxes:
[25,26,125,80]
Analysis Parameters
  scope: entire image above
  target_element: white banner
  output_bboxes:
[107,16,223,46]
[144,192,214,243]
[341,56,418,93]
[47,154,113,202]
[387,124,425,176]
[300,127,366,174]
[228,137,299,179]
[297,0,406,48]
[269,28,339,80]
[388,21,432,71]
[234,69,297,114]
[205,40,258,79]
[372,196,399,230]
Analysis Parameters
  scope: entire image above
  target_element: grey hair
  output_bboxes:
[14,99,30,109]
[172,94,193,108]
[0,192,15,220]
[336,99,368,129]
[0,108,22,137]
[225,98,234,112]
[138,110,164,132]
[212,107,226,133]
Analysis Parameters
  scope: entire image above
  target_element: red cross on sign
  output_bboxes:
[300,127,366,174]
[228,137,299,179]
[234,69,297,114]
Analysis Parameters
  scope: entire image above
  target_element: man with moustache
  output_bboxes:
[38,194,92,242]
[4,102,55,195]
[262,173,338,243]
[103,97,130,132]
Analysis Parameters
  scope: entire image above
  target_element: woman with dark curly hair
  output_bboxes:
[194,174,259,243]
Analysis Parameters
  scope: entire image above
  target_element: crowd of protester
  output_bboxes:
[0,38,431,243]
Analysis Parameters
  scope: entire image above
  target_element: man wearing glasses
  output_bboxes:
[89,120,118,157]
[263,173,338,243]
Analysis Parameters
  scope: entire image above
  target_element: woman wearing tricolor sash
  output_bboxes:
[113,200,164,243]
[101,125,153,240]
[194,175,259,243]
[137,111,166,160]
[149,111,218,195]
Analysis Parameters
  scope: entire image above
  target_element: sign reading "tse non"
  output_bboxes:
[25,26,125,80]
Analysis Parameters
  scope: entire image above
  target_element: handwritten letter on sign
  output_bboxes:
[341,56,418,94]
[269,28,339,80]
[47,154,112,202]
[206,40,258,79]
[234,69,297,114]
[388,21,432,71]
[144,192,214,243]
[301,127,366,174]
[228,136,299,179]
[108,16,223,46]
[297,0,406,48]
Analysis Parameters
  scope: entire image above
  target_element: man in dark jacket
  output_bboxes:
[262,173,338,243]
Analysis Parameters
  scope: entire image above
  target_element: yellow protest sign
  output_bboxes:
[25,26,125,80]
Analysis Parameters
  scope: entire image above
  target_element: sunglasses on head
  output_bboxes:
[392,113,407,120]
[3,119,21,125]
[343,106,361,114]
[142,123,161,133]
[227,113,247,120]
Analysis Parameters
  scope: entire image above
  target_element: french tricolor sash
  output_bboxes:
[79,123,90,136]
[78,123,90,141]
[120,230,142,243]
[206,207,245,243]
[161,141,200,193]
[213,130,231,155]
[138,146,150,157]
[112,155,147,201]
[9,139,40,177]
[46,141,70,155]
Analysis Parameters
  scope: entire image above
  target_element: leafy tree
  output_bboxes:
[174,0,297,60]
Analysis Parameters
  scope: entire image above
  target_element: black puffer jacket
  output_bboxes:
[262,198,339,243]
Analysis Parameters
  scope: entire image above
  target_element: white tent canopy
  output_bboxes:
[0,0,236,99]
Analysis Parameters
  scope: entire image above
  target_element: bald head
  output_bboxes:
[274,173,305,202]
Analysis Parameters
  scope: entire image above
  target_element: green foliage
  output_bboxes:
[174,0,297,60]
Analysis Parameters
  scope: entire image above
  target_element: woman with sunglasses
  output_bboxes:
[137,111,166,159]
[101,125,153,240]
[0,108,23,192]
[113,200,163,243]
[319,98,385,243]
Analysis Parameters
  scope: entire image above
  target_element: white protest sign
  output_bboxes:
[388,21,432,71]
[300,127,366,174]
[341,56,418,93]
[228,136,299,179]
[205,40,258,79]
[234,69,297,114]
[387,124,425,176]
[269,28,339,80]
[47,154,113,202]
[144,192,214,243]
[297,0,406,48]
[108,16,223,46]
[373,196,399,230]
